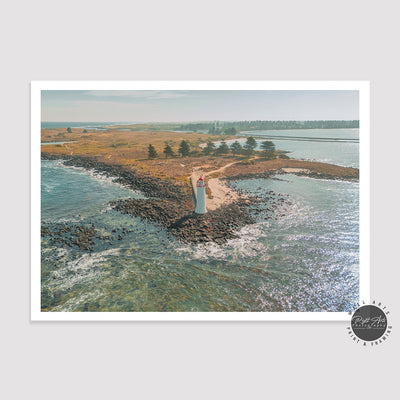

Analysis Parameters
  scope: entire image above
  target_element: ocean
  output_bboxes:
[41,128,359,312]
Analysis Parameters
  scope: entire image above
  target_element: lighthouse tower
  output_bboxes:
[195,176,207,214]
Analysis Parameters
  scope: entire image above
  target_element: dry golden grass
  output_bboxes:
[42,128,238,178]
[41,128,358,181]
[42,128,235,165]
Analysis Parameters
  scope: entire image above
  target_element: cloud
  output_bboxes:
[85,90,188,100]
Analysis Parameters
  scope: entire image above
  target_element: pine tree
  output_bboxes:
[230,141,243,155]
[203,141,216,155]
[148,144,158,159]
[215,141,230,155]
[163,144,174,158]
[178,140,190,157]
[244,137,257,155]
[260,141,275,159]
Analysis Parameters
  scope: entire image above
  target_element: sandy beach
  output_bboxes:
[191,168,240,210]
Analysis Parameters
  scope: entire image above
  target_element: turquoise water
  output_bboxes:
[41,161,145,221]
[41,129,360,312]
[230,176,359,311]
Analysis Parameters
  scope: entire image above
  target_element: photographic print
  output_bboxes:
[31,81,369,320]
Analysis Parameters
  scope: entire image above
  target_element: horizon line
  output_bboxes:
[42,118,360,123]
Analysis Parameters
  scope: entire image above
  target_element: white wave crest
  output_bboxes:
[175,223,270,262]
[45,248,121,292]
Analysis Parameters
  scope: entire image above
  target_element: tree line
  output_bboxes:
[148,141,191,159]
[176,120,359,133]
[148,138,284,160]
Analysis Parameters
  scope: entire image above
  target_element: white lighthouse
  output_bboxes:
[195,176,207,214]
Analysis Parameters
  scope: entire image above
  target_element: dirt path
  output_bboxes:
[191,160,246,211]
[207,161,240,175]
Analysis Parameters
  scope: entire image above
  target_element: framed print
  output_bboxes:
[31,81,369,321]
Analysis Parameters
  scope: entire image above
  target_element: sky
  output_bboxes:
[41,90,359,122]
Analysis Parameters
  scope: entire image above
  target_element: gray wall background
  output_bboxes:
[1,1,397,398]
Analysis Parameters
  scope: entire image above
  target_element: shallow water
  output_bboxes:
[41,154,359,312]
[41,141,78,145]
[216,128,359,168]
[41,161,145,221]
[41,122,127,129]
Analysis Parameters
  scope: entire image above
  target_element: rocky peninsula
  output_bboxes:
[41,127,359,245]
[41,151,357,245]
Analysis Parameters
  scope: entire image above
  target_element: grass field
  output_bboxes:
[41,127,359,184]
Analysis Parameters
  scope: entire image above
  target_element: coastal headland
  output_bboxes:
[41,126,359,244]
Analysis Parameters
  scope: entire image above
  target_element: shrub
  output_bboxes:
[240,159,255,165]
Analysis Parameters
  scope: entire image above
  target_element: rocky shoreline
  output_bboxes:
[111,198,259,245]
[41,153,189,202]
[224,168,359,182]
[42,154,262,244]
[41,222,98,251]
[41,221,135,251]
[40,153,344,245]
